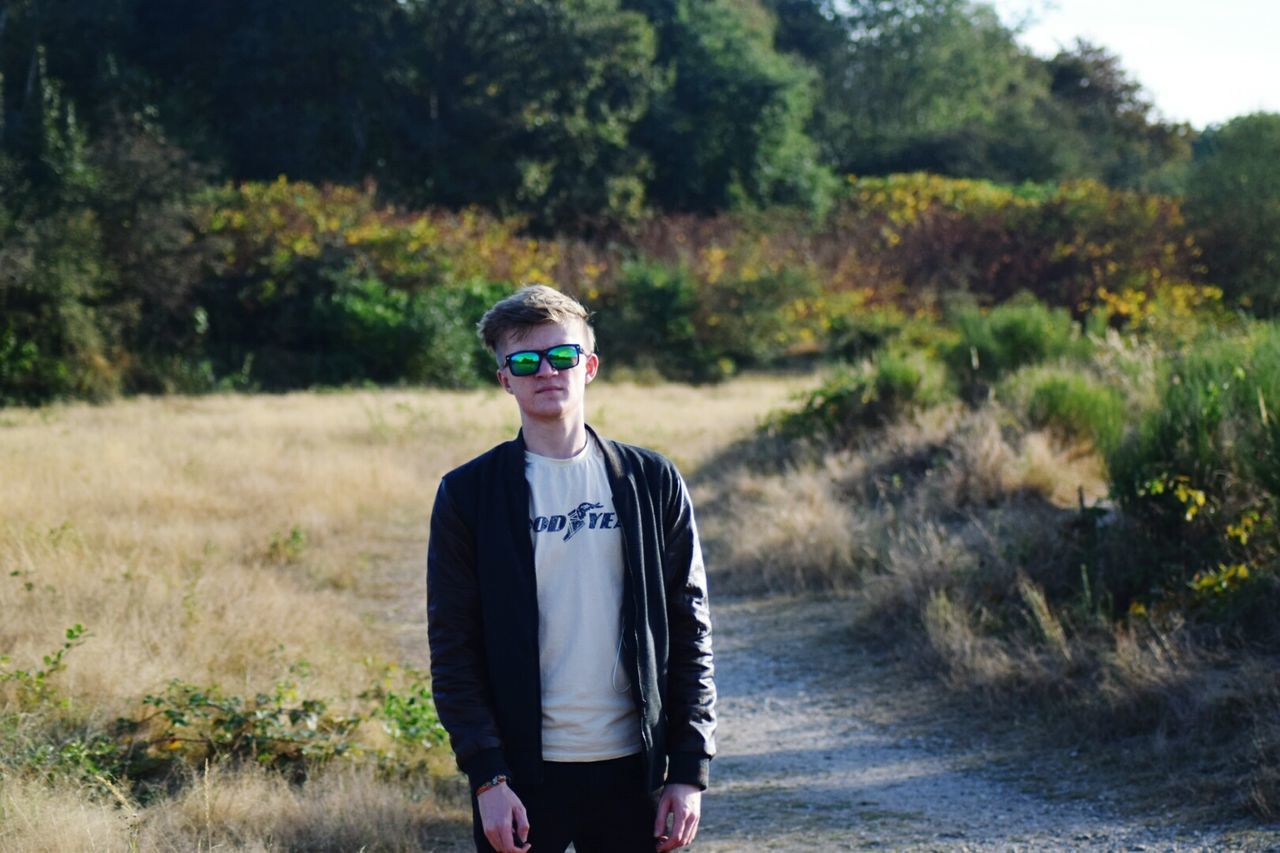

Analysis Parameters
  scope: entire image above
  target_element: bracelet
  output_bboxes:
[475,774,509,796]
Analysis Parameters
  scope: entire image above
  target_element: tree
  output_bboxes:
[1186,113,1280,314]
[0,42,112,403]
[1044,40,1192,190]
[0,2,215,399]
[767,0,1068,181]
[127,0,410,184]
[625,0,834,212]
[396,0,659,229]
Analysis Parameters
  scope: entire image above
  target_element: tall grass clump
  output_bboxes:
[999,366,1127,453]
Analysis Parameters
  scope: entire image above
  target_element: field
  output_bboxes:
[0,376,808,851]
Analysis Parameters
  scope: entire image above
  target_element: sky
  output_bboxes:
[990,0,1280,128]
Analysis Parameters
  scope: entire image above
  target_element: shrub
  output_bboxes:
[943,295,1091,396]
[402,280,515,388]
[1105,322,1280,631]
[0,211,118,405]
[593,259,823,382]
[832,174,1197,312]
[592,260,707,380]
[770,349,952,443]
[190,180,552,389]
[2,626,452,794]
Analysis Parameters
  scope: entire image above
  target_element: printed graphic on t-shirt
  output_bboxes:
[530,500,617,541]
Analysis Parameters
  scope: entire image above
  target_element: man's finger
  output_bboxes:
[513,805,531,852]
[678,809,699,846]
[655,807,684,852]
[515,801,531,841]
[657,803,699,850]
[653,795,673,839]
[671,808,693,849]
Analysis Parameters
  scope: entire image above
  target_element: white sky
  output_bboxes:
[991,0,1280,128]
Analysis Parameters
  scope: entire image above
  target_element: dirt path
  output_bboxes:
[698,595,1277,852]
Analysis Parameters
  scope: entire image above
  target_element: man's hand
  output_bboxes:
[477,782,531,853]
[653,782,701,851]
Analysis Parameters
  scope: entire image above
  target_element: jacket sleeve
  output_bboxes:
[662,470,717,789]
[426,478,509,792]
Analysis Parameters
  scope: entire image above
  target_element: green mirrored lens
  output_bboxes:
[508,351,540,375]
[545,345,580,369]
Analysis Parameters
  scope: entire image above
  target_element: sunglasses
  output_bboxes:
[503,343,586,376]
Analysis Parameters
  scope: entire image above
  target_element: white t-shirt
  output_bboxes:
[525,438,642,761]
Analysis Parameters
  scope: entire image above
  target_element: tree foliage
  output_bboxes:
[395,0,660,229]
[766,1,1191,186]
[626,0,834,212]
[1044,40,1193,190]
[1185,113,1280,314]
[0,0,1267,404]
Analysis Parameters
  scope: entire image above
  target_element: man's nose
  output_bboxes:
[536,356,559,376]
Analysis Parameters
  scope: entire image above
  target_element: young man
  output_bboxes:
[427,285,717,853]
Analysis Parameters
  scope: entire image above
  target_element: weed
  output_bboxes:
[1,624,87,710]
[266,526,308,564]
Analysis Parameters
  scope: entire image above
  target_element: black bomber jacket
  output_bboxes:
[426,426,717,794]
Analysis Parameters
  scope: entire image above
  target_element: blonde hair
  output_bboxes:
[477,285,596,360]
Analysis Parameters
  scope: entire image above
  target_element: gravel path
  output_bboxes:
[696,595,1279,852]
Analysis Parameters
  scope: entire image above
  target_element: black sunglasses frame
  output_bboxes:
[503,343,586,376]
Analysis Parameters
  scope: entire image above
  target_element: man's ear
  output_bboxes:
[583,352,600,384]
[497,368,513,393]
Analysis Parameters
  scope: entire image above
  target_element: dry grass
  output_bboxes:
[136,763,455,852]
[0,374,810,844]
[699,459,875,591]
[2,390,500,716]
[703,396,1280,817]
[0,775,136,853]
[0,764,462,852]
[0,377,801,714]
[699,402,1108,593]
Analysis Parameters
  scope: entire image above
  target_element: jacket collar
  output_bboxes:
[507,424,634,516]
[508,425,623,474]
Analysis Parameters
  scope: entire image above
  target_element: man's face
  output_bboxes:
[496,320,599,425]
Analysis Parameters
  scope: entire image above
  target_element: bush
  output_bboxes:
[2,627,451,797]
[1105,322,1280,631]
[189,180,556,390]
[770,348,952,443]
[593,259,823,382]
[832,174,1197,311]
[402,280,515,388]
[593,260,708,380]
[0,211,118,405]
[943,295,1091,396]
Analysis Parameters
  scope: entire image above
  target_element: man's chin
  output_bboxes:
[523,401,573,420]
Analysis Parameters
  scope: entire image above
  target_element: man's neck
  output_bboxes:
[521,416,589,459]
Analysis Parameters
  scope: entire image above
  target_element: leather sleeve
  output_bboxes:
[426,479,509,791]
[662,470,717,789]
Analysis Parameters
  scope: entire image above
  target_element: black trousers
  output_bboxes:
[471,754,660,853]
